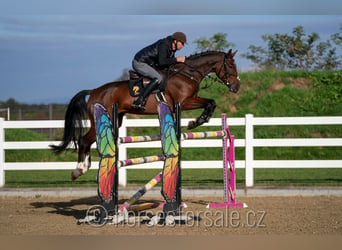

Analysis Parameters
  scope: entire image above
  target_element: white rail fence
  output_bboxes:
[0,114,342,188]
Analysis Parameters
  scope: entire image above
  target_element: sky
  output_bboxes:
[0,1,341,104]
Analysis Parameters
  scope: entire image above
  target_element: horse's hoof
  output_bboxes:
[187,121,196,130]
[71,169,82,181]
[71,173,77,181]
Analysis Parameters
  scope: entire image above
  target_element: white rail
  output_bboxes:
[0,114,341,187]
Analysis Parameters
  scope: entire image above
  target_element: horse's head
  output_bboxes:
[216,49,240,93]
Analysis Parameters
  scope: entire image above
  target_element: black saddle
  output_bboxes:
[128,70,148,97]
[128,70,167,97]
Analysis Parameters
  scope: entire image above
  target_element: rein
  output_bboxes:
[168,51,234,88]
[168,63,204,84]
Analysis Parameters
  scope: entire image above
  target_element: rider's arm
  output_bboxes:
[157,43,177,67]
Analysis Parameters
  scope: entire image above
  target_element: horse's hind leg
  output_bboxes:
[183,98,216,129]
[71,111,122,180]
[71,129,96,180]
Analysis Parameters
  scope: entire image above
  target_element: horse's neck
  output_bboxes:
[186,54,221,79]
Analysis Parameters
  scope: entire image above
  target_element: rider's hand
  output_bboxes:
[177,56,186,63]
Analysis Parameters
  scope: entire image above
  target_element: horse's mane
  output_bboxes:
[186,50,225,61]
[172,50,233,74]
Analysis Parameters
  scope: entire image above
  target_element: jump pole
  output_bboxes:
[117,155,165,211]
[118,171,163,212]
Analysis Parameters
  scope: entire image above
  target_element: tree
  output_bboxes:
[242,25,341,71]
[331,23,342,48]
[315,40,340,70]
[283,26,320,70]
[193,32,235,52]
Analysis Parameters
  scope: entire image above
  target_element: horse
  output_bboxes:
[51,49,241,180]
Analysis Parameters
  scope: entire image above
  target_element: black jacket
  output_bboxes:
[134,36,177,69]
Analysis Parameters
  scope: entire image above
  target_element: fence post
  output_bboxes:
[118,116,127,186]
[245,114,254,187]
[0,118,5,187]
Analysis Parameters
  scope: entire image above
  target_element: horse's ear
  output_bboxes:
[227,49,232,55]
[232,50,238,57]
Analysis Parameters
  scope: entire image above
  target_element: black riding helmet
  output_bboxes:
[172,32,187,44]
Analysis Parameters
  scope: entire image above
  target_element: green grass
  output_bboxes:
[5,170,98,188]
[2,71,342,188]
[5,168,342,188]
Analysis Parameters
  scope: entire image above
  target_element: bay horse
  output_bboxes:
[51,49,240,180]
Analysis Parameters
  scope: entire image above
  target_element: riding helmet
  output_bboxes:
[172,32,187,44]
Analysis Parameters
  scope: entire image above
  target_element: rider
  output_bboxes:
[131,32,187,110]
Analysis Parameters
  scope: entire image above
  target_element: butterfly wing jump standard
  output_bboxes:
[93,103,118,210]
[158,101,181,215]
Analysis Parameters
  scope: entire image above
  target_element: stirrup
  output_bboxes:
[132,97,146,111]
[132,103,146,111]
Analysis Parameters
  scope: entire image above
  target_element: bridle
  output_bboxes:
[216,52,240,89]
[169,51,240,89]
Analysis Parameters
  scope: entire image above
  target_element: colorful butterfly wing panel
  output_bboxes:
[158,102,179,202]
[93,103,117,202]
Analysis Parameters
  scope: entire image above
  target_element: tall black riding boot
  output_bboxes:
[132,78,159,110]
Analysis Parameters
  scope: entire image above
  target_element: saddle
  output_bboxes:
[128,70,167,97]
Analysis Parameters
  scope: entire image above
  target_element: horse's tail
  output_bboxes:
[50,89,91,153]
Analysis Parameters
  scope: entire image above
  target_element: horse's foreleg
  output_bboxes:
[182,98,216,129]
[198,100,216,124]
[72,130,96,180]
